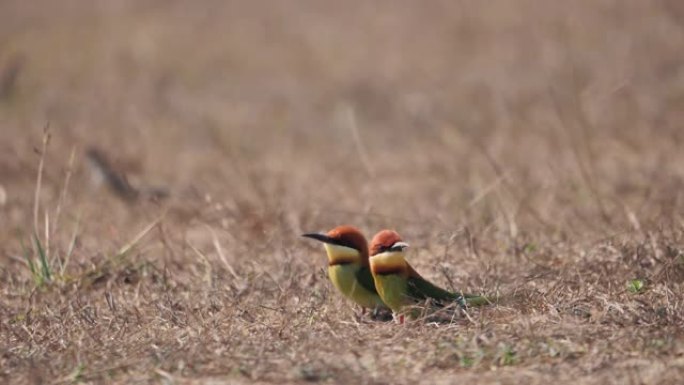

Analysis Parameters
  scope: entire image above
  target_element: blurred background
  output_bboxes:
[4,2,684,383]
[2,0,684,244]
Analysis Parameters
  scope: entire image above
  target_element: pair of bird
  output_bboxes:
[302,226,490,323]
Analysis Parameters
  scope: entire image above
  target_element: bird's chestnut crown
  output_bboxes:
[370,230,409,256]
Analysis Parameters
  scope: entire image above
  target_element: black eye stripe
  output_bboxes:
[333,238,359,250]
[376,243,405,253]
[377,245,392,253]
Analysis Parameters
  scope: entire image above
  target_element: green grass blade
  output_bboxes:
[33,233,51,282]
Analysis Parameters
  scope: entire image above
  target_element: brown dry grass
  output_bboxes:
[2,1,684,384]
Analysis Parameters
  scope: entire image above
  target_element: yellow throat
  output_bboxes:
[369,251,408,275]
[323,243,361,266]
[322,244,384,308]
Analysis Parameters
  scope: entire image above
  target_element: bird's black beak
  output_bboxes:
[302,232,337,244]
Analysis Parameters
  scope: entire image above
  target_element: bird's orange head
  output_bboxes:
[369,230,410,276]
[302,225,369,266]
[370,230,409,256]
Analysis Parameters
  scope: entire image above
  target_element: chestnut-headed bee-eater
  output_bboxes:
[369,229,490,320]
[302,225,387,310]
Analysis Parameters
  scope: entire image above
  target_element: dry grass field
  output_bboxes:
[2,1,684,384]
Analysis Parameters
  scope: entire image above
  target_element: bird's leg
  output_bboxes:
[393,313,405,325]
[369,307,393,322]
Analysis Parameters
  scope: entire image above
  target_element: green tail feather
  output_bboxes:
[463,294,494,307]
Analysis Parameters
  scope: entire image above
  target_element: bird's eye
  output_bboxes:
[377,244,392,253]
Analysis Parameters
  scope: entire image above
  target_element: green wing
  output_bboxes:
[407,276,491,307]
[407,276,461,304]
[354,266,380,295]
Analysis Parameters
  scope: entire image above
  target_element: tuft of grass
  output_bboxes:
[21,233,52,286]
[497,344,518,367]
[20,124,76,288]
[627,279,645,294]
[33,232,52,283]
